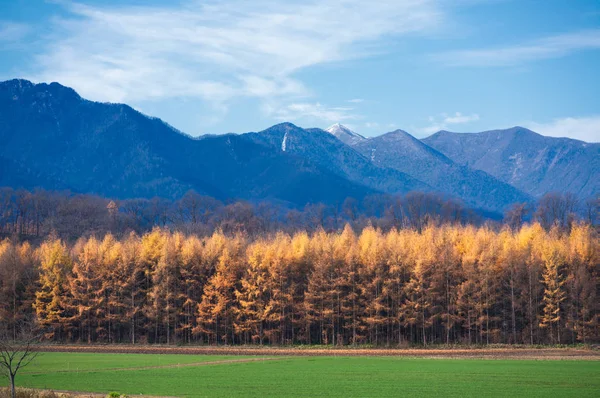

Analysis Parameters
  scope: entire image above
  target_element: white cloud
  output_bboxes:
[433,29,600,67]
[442,112,479,124]
[525,116,600,142]
[28,0,443,115]
[347,98,365,103]
[266,102,360,123]
[420,112,479,134]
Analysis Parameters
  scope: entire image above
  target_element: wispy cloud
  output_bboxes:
[420,112,479,134]
[442,112,479,124]
[265,102,360,123]
[347,98,365,103]
[0,22,30,44]
[525,116,600,143]
[29,0,443,118]
[433,29,600,67]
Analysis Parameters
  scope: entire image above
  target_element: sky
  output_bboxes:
[1,0,599,142]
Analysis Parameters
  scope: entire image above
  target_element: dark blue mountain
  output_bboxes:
[247,123,429,195]
[0,79,375,205]
[351,128,532,211]
[423,127,599,199]
[3,79,590,212]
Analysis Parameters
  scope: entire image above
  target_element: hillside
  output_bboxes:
[423,127,599,199]
[352,129,531,210]
[0,79,375,205]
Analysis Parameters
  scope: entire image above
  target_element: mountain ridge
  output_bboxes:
[423,126,599,199]
[248,123,430,196]
[325,123,366,145]
[0,79,377,205]
[0,79,596,212]
[351,127,532,211]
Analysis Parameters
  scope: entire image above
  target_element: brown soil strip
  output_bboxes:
[8,389,177,398]
[34,345,600,360]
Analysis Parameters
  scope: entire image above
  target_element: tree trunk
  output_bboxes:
[529,266,534,345]
[10,373,16,398]
[510,267,517,344]
[131,291,135,344]
[446,272,450,345]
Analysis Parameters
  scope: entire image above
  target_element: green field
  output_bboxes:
[2,352,599,397]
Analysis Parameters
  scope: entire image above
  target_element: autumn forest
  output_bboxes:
[1,221,598,346]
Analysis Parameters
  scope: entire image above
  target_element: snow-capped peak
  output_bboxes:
[326,123,361,138]
[326,123,366,146]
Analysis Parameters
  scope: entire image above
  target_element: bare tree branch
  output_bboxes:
[0,329,41,398]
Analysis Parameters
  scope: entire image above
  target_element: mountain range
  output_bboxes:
[352,129,532,213]
[423,127,599,199]
[0,79,597,214]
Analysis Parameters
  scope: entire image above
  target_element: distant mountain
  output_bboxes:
[0,79,374,205]
[352,129,532,211]
[423,127,599,199]
[326,123,366,146]
[248,123,429,196]
[1,79,594,212]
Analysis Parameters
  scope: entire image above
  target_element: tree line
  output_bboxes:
[0,222,597,346]
[1,187,597,242]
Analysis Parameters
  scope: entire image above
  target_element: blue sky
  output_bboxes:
[1,0,599,141]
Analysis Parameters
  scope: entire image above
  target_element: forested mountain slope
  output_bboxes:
[0,79,375,205]
[423,127,599,199]
[352,129,531,211]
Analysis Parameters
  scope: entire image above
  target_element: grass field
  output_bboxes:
[2,351,599,397]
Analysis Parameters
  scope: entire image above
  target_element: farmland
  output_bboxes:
[2,350,599,397]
